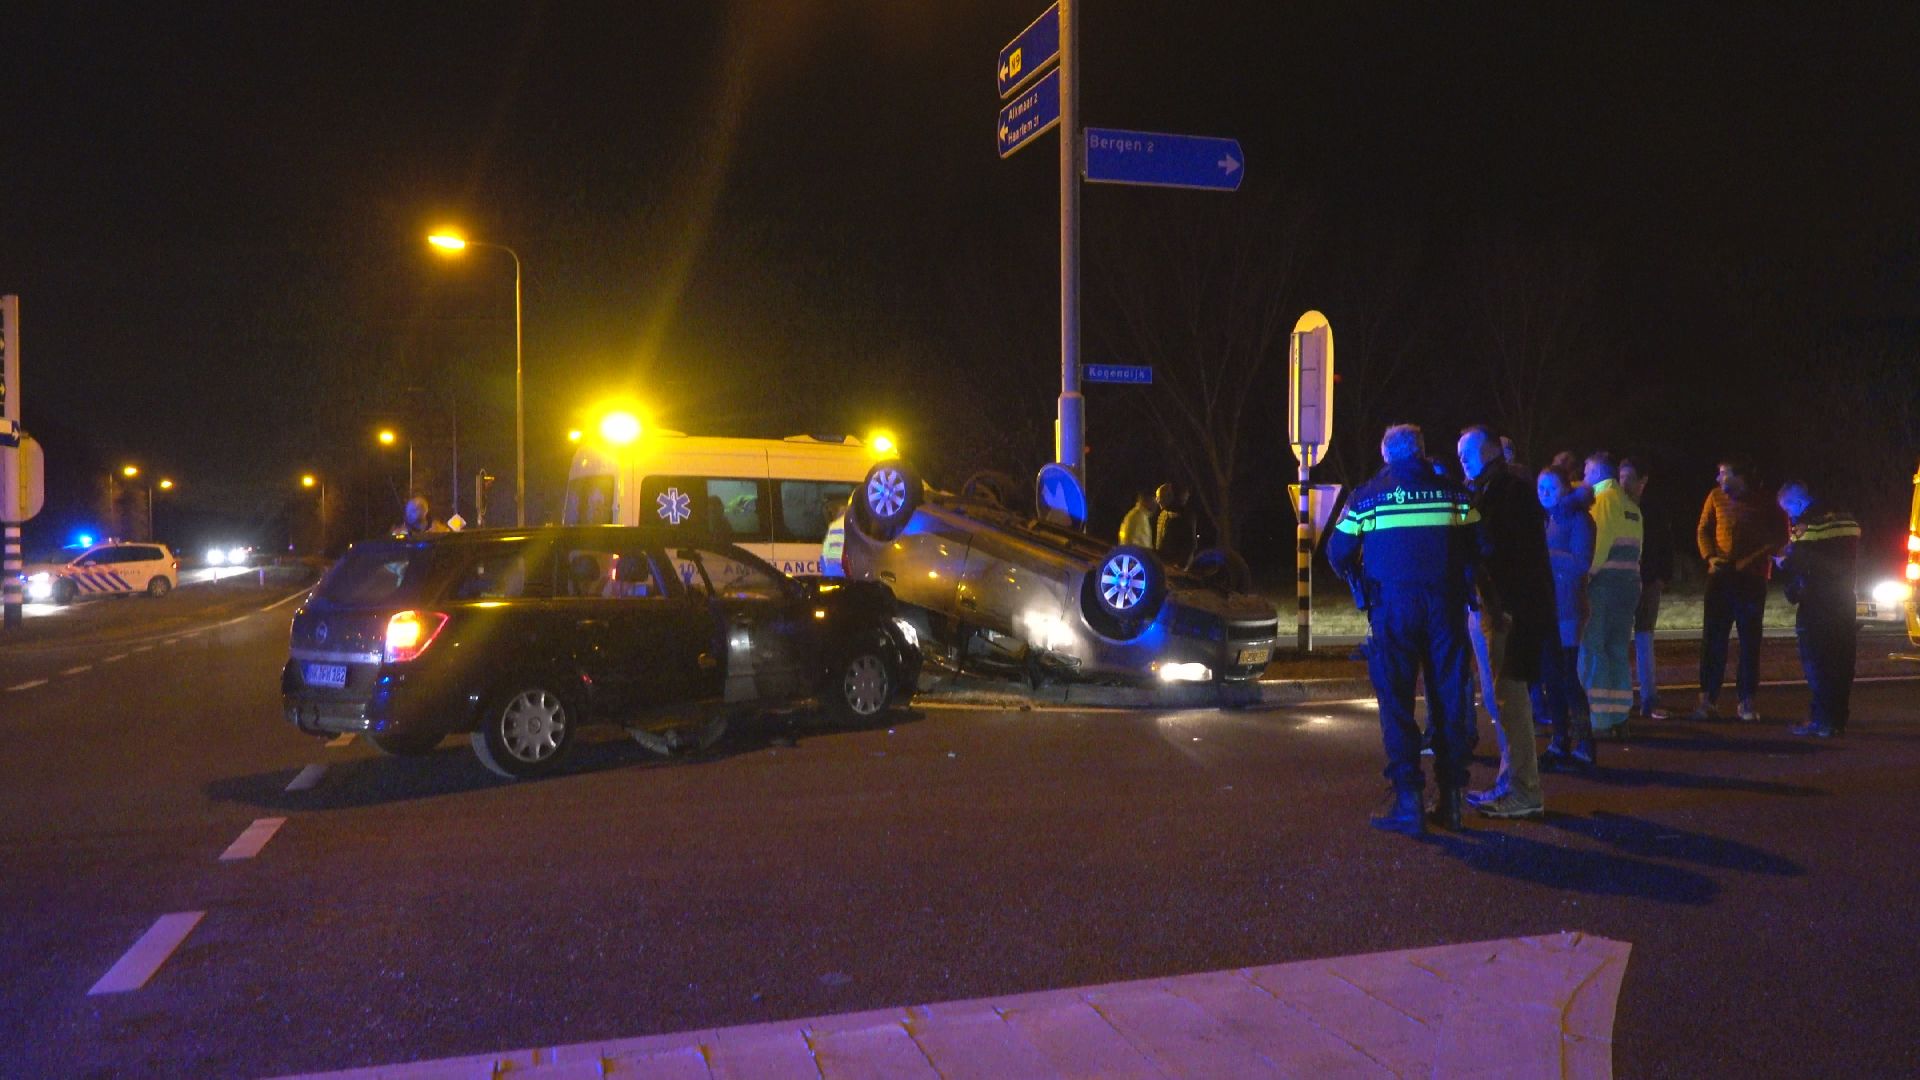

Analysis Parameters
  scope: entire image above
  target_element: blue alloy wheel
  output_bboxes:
[867,468,908,519]
[1100,553,1148,610]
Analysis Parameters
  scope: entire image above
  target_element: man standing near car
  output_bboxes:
[1581,452,1643,738]
[1119,489,1158,549]
[1457,427,1553,819]
[1774,481,1859,737]
[1328,424,1482,834]
[1693,456,1786,721]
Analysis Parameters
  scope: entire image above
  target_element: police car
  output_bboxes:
[22,541,180,604]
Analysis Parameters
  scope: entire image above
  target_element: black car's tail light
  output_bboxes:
[384,610,450,663]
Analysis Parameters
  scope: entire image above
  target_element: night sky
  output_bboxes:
[6,2,1917,562]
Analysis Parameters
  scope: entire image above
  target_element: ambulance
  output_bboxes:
[560,423,894,580]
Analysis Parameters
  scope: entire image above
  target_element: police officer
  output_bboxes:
[1774,481,1860,737]
[1328,424,1483,834]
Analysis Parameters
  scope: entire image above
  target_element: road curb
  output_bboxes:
[919,674,1378,711]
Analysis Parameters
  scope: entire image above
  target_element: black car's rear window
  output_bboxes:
[315,545,439,607]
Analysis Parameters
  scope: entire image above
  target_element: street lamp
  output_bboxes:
[428,230,525,526]
[108,465,141,539]
[377,428,413,494]
[149,478,174,539]
[302,474,327,554]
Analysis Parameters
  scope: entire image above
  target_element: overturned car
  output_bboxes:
[839,460,1280,685]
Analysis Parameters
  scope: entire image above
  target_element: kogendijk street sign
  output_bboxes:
[1082,128,1245,192]
[997,67,1061,159]
[1084,364,1152,385]
[998,2,1060,99]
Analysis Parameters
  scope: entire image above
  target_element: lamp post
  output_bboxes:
[377,428,412,495]
[151,478,174,540]
[428,231,524,526]
[302,474,327,554]
[112,465,139,539]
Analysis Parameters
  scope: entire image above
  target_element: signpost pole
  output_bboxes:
[1056,0,1084,484]
[1296,449,1313,653]
[3,296,22,629]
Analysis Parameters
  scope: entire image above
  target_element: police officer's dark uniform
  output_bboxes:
[1777,502,1860,736]
[1328,454,1483,833]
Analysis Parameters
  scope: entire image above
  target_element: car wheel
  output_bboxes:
[471,684,575,779]
[1080,545,1166,640]
[146,576,173,598]
[52,579,77,605]
[851,459,922,541]
[367,729,442,756]
[826,641,899,725]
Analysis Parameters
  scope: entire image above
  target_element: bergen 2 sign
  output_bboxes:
[997,67,1061,158]
[1082,128,1245,192]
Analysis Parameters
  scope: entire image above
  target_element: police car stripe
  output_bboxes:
[110,573,132,590]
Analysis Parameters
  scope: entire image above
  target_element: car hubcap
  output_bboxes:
[868,469,907,518]
[500,690,564,762]
[1100,554,1147,610]
[843,654,889,716]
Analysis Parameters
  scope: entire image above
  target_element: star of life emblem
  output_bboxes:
[657,487,693,525]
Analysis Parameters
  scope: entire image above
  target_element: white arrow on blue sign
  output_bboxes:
[1085,364,1153,385]
[1083,128,1245,192]
[997,67,1061,159]
[998,3,1060,99]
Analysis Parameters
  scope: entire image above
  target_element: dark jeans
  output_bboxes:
[1798,608,1857,731]
[1366,583,1477,792]
[1536,640,1591,743]
[1700,571,1767,705]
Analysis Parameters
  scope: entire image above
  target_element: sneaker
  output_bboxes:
[1370,788,1427,835]
[1688,702,1719,721]
[1420,729,1435,757]
[1642,703,1670,720]
[1789,720,1834,738]
[1465,782,1510,808]
[1737,701,1761,722]
[1538,740,1571,772]
[1475,791,1545,820]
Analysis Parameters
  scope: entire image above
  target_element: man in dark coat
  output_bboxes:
[1775,481,1860,737]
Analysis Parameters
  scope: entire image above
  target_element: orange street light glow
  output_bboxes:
[427,233,467,252]
[378,429,398,446]
[302,475,317,488]
[158,479,174,490]
[122,465,140,478]
[567,429,583,444]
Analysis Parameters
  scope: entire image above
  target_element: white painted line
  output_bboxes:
[260,588,310,613]
[219,817,287,861]
[161,638,178,646]
[87,912,205,995]
[6,679,49,692]
[103,654,128,663]
[60,665,92,676]
[325,733,356,748]
[132,645,153,653]
[285,764,327,792]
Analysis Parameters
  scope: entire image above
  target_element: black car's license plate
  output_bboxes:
[304,662,348,689]
[1236,646,1271,666]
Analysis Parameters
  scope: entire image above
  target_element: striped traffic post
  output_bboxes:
[1296,449,1315,652]
[1288,310,1334,655]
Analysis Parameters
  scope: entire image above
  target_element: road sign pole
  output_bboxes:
[3,295,21,629]
[1296,450,1313,653]
[1056,0,1084,485]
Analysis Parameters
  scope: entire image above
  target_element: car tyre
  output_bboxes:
[825,639,901,725]
[1080,545,1166,640]
[52,579,77,605]
[367,729,442,756]
[471,684,575,779]
[146,576,173,598]
[851,459,922,541]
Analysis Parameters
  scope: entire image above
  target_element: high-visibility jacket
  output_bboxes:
[1587,479,1644,577]
[1118,505,1155,548]
[1328,460,1481,596]
[1778,504,1859,617]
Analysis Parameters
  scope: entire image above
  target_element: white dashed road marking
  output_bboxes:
[132,645,153,653]
[88,912,205,995]
[285,764,327,792]
[103,654,128,663]
[60,666,92,676]
[325,733,356,748]
[219,817,287,861]
[161,638,178,646]
[6,680,48,692]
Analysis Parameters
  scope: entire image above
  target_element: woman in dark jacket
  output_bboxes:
[1537,468,1596,769]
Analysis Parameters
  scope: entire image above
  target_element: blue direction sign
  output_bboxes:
[998,3,1061,99]
[1085,364,1153,385]
[997,68,1060,159]
[1083,128,1245,192]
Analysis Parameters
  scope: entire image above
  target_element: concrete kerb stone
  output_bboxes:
[919,673,1377,712]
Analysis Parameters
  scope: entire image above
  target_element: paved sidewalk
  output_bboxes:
[282,932,1630,1079]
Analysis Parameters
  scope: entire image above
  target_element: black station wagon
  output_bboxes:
[281,526,921,778]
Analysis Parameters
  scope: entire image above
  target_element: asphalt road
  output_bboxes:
[1,590,1916,1078]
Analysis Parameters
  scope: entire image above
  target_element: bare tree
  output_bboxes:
[1087,191,1313,551]
[1461,233,1600,463]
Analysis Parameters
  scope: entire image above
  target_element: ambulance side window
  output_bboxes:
[775,480,856,544]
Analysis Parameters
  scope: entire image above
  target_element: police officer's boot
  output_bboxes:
[1570,738,1598,773]
[1430,786,1464,831]
[1370,788,1426,835]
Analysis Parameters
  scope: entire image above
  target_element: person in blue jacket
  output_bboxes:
[1327,424,1484,834]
